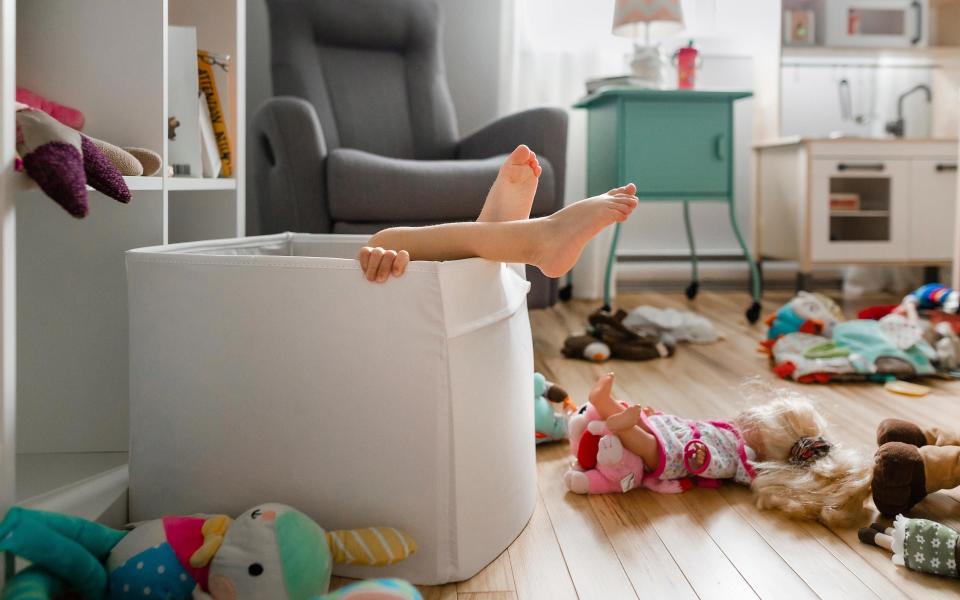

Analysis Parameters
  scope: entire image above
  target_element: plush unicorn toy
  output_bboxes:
[0,504,421,600]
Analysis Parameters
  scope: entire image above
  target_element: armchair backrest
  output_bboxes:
[266,0,460,160]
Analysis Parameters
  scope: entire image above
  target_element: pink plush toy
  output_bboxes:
[16,87,85,130]
[563,401,690,495]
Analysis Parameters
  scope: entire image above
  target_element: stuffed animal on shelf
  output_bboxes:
[16,102,131,218]
[872,418,960,517]
[0,504,421,600]
[859,516,960,579]
[533,372,576,444]
[16,86,86,130]
[565,373,872,526]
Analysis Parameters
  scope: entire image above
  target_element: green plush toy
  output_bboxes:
[534,372,575,444]
[0,504,421,600]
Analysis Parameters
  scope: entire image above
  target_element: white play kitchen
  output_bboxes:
[755,139,956,288]
[758,0,960,289]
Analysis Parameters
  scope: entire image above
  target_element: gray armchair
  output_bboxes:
[250,0,567,307]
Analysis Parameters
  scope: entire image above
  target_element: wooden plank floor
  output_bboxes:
[348,290,960,599]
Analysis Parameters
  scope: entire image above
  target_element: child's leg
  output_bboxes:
[365,186,637,279]
[478,144,541,223]
[858,527,894,552]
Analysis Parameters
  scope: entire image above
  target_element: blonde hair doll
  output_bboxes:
[577,374,871,527]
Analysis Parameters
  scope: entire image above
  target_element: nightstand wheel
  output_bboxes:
[685,281,699,300]
[746,301,761,324]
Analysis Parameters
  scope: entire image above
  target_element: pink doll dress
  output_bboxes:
[640,412,756,486]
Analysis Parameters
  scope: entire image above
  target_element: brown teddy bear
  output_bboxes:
[872,418,960,516]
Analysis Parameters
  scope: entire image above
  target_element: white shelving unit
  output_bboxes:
[0,0,246,533]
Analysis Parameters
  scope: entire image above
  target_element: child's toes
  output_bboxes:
[358,246,373,272]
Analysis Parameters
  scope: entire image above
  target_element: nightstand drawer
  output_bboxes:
[622,100,730,196]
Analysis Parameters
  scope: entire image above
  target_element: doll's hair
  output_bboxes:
[734,390,871,527]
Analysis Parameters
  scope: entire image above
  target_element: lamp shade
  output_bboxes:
[612,0,684,38]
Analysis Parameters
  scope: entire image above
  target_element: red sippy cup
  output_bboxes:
[675,40,699,90]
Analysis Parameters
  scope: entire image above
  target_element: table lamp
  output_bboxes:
[612,0,684,87]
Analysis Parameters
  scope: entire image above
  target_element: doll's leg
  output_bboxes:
[586,374,660,467]
[858,527,894,552]
[367,188,638,278]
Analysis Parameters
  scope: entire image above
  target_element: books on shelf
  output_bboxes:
[167,25,233,180]
[197,50,233,178]
[168,26,202,178]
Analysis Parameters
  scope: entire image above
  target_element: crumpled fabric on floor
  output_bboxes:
[622,305,721,345]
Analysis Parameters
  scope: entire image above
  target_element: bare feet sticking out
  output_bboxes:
[358,183,638,282]
[531,183,637,278]
[477,144,542,223]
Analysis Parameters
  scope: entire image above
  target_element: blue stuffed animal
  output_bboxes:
[534,372,575,444]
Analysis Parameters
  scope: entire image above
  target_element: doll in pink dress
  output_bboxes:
[568,373,872,527]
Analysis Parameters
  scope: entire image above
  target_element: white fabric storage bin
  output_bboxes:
[126,232,536,584]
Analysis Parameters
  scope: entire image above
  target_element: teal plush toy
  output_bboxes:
[534,372,575,445]
[0,504,422,600]
[765,291,844,341]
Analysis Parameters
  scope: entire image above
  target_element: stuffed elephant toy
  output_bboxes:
[0,503,421,600]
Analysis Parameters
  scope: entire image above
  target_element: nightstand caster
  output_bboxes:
[559,283,573,302]
[685,281,699,300]
[746,301,761,324]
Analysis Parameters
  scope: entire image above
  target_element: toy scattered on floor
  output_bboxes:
[564,389,691,495]
[902,283,959,315]
[534,372,576,444]
[622,305,721,344]
[872,418,960,517]
[16,102,130,218]
[859,516,959,579]
[564,373,871,526]
[562,308,673,362]
[762,292,960,383]
[0,504,421,600]
[884,380,931,397]
[16,86,85,130]
[764,291,843,343]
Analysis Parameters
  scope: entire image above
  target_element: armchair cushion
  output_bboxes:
[326,148,556,223]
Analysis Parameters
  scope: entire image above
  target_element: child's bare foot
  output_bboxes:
[607,405,642,432]
[477,144,542,223]
[357,246,411,282]
[532,183,638,278]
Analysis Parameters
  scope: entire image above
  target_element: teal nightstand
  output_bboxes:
[574,88,761,323]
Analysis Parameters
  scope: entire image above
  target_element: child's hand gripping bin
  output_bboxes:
[125,233,537,585]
